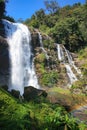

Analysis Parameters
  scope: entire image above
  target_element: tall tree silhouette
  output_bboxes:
[0,0,8,19]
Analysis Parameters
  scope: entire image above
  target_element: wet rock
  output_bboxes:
[0,36,10,85]
[0,20,5,37]
[0,20,10,86]
[31,31,40,54]
[23,86,47,101]
[0,36,9,71]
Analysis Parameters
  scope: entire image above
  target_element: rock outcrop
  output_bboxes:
[0,20,5,37]
[0,21,10,86]
[23,86,47,101]
[0,36,9,71]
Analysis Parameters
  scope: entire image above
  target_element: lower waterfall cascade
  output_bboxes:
[3,19,40,95]
[57,44,81,85]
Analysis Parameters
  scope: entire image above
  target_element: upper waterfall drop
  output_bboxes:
[3,19,39,95]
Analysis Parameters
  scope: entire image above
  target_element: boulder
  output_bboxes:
[10,89,20,98]
[23,86,47,101]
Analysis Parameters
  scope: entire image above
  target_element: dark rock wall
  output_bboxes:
[0,20,10,86]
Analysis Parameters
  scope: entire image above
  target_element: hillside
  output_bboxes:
[24,2,87,93]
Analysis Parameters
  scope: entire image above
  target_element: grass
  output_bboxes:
[48,87,70,94]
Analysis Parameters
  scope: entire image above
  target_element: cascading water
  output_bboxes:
[3,19,39,95]
[57,44,64,62]
[57,44,78,85]
[65,64,77,84]
[63,46,81,75]
[38,32,49,60]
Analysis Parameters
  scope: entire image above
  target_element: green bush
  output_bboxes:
[43,39,54,49]
[40,71,59,87]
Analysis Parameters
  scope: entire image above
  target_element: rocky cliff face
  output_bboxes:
[0,21,81,90]
[0,20,10,86]
[0,20,5,37]
[31,29,69,88]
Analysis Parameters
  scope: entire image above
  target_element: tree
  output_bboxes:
[0,0,5,19]
[73,2,81,8]
[86,0,87,5]
[0,0,8,19]
[50,17,84,51]
[44,0,60,14]
[34,9,46,25]
[35,9,45,20]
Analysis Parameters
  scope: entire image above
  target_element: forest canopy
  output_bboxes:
[24,0,87,52]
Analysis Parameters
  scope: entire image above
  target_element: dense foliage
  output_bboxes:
[24,1,87,52]
[0,0,7,19]
[0,0,15,21]
[0,87,87,130]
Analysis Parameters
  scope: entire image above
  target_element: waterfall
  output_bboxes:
[38,32,49,60]
[57,44,78,85]
[65,64,77,84]
[3,20,39,95]
[63,46,81,75]
[57,44,64,62]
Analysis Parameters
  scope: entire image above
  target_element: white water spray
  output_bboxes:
[3,20,39,95]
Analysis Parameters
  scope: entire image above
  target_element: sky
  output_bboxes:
[6,0,86,21]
